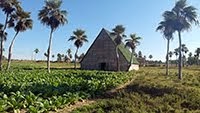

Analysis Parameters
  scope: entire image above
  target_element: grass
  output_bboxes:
[2,60,77,70]
[72,67,200,113]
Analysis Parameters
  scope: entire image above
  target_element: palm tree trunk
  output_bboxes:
[178,31,182,80]
[166,39,169,76]
[6,32,19,70]
[47,29,54,73]
[116,46,120,71]
[0,13,9,71]
[130,48,134,66]
[74,47,78,69]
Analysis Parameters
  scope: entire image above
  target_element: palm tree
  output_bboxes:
[112,25,126,71]
[34,48,39,61]
[0,0,21,70]
[181,44,188,55]
[68,29,88,69]
[38,0,67,73]
[181,44,188,67]
[168,51,173,60]
[157,14,175,76]
[174,48,179,67]
[0,24,7,55]
[52,54,55,61]
[188,52,192,58]
[6,10,33,70]
[57,53,62,62]
[168,51,173,66]
[149,55,153,60]
[125,33,142,65]
[138,51,142,58]
[195,48,200,65]
[164,0,199,79]
[67,48,72,61]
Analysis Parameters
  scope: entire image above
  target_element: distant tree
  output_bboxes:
[57,53,62,62]
[181,44,188,67]
[0,0,21,70]
[181,44,188,55]
[168,51,173,60]
[68,29,88,69]
[144,55,146,59]
[174,48,179,67]
[52,54,55,58]
[34,48,39,54]
[138,51,142,58]
[78,53,85,62]
[52,54,55,61]
[149,55,153,60]
[125,33,142,65]
[64,55,70,62]
[34,48,39,61]
[168,51,173,66]
[38,0,67,73]
[112,25,126,71]
[163,0,199,79]
[188,52,192,58]
[187,56,197,66]
[67,48,72,61]
[195,48,200,65]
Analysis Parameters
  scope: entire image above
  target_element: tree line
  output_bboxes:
[0,0,89,73]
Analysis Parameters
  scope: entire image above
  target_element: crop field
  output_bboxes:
[0,61,200,113]
[0,61,137,113]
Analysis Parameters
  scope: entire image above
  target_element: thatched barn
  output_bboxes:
[80,28,139,71]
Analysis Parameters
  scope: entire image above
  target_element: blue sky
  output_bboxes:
[0,0,200,61]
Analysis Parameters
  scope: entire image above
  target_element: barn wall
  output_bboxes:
[81,29,129,71]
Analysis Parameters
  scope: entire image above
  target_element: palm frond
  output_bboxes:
[68,36,76,41]
[0,23,4,29]
[112,25,125,35]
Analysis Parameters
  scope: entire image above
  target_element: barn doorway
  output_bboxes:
[100,62,106,71]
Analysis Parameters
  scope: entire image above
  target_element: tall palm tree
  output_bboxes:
[0,0,21,70]
[157,15,175,76]
[125,33,142,65]
[164,0,199,79]
[0,24,7,61]
[6,10,33,70]
[38,0,67,73]
[68,29,88,69]
[0,24,7,50]
[112,25,126,71]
